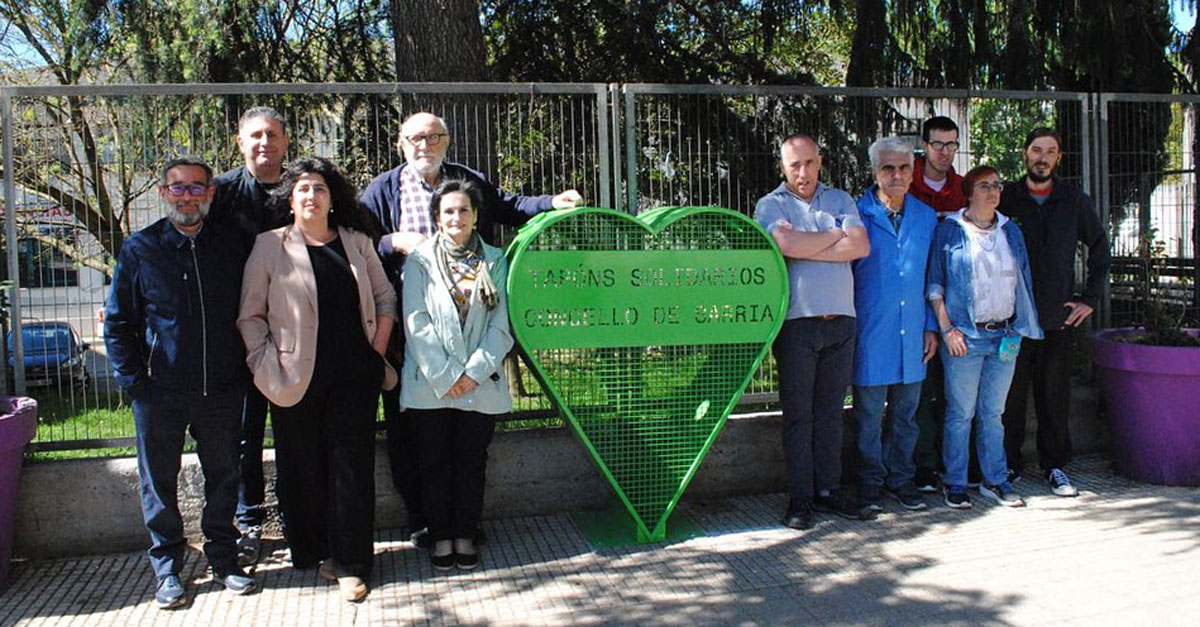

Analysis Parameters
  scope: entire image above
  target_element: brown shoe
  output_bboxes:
[318,560,337,582]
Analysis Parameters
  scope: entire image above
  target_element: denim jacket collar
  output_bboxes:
[935,209,1044,340]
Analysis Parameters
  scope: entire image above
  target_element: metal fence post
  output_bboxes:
[1095,93,1113,330]
[595,84,613,211]
[2,89,25,395]
[623,86,638,214]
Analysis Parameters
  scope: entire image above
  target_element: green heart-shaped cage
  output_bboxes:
[507,207,788,542]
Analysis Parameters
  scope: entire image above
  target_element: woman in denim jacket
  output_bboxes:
[926,165,1043,510]
[401,178,514,571]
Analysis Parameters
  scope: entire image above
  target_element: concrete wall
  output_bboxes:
[11,382,1103,559]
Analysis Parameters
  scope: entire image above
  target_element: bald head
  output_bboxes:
[779,134,823,202]
[400,112,450,182]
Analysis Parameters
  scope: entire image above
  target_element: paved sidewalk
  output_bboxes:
[3,455,1199,626]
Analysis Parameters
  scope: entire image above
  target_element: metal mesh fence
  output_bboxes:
[1,84,609,449]
[1101,95,1200,328]
[4,83,1197,454]
[622,86,1090,215]
[621,86,1090,393]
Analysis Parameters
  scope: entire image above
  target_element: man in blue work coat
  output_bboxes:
[851,136,940,513]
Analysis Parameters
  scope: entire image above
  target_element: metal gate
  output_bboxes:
[4,82,1195,454]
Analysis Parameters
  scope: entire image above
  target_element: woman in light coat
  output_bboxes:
[238,157,396,602]
[402,178,513,571]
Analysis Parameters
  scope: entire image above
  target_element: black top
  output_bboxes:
[307,237,375,374]
[999,177,1111,330]
[212,165,287,249]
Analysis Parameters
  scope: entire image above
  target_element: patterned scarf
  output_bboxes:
[434,231,497,324]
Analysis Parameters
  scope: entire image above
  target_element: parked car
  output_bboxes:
[7,321,90,389]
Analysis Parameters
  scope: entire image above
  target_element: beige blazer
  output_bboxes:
[238,225,398,407]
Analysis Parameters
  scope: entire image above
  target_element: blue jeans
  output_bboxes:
[853,381,922,489]
[940,331,1017,488]
[772,316,856,499]
[134,387,244,579]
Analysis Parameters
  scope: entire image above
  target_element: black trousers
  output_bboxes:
[1002,327,1075,474]
[772,316,856,500]
[384,386,426,531]
[271,358,382,578]
[411,408,497,541]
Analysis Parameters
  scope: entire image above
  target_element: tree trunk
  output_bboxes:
[391,0,490,81]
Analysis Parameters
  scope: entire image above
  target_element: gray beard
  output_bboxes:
[167,200,210,228]
[410,158,443,179]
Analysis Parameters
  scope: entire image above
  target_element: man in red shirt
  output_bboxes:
[909,116,966,218]
[908,116,966,492]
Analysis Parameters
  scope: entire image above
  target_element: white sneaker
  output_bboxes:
[979,482,1026,507]
[1047,468,1079,497]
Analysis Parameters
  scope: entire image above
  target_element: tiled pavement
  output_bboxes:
[3,455,1199,626]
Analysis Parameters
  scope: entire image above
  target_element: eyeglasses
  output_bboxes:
[164,183,209,197]
[403,133,448,146]
[927,141,960,153]
[974,182,1004,192]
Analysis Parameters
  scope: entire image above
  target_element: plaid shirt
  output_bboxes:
[397,165,436,237]
[361,161,554,264]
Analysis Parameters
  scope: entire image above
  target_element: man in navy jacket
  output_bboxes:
[105,157,256,609]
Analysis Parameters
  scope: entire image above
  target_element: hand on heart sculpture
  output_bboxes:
[507,206,789,542]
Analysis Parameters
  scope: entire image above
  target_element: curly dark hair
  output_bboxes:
[428,177,487,227]
[269,156,381,240]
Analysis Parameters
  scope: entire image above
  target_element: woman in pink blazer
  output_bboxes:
[238,157,396,602]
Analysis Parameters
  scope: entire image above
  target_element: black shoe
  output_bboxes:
[913,467,939,493]
[409,526,431,550]
[237,525,262,567]
[456,551,480,570]
[430,552,455,571]
[812,490,877,521]
[884,482,928,511]
[213,567,257,595]
[782,497,814,530]
[860,485,883,513]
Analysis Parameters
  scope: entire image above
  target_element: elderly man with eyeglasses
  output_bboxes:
[850,137,940,514]
[105,157,258,609]
[361,111,581,550]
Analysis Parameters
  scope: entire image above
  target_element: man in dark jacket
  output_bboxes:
[210,106,290,565]
[361,111,581,547]
[999,128,1111,497]
[105,157,256,609]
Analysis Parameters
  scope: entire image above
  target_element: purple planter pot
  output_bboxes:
[0,396,37,588]
[1090,328,1200,486]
